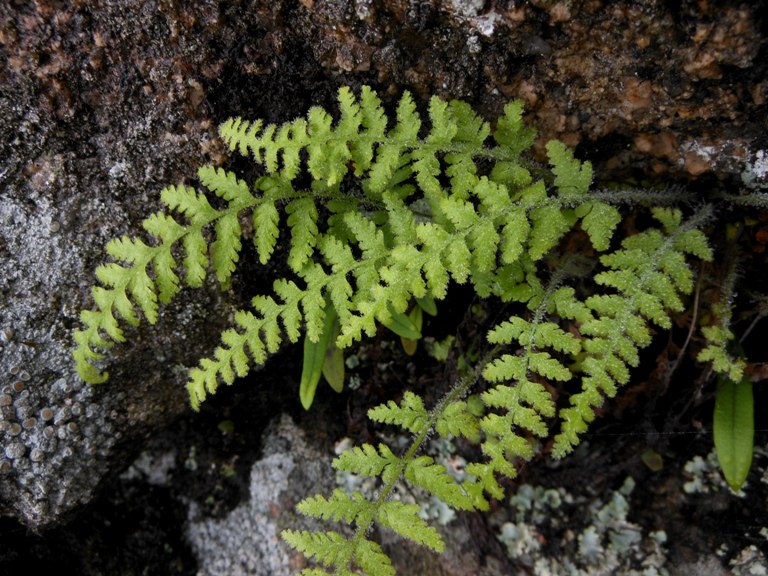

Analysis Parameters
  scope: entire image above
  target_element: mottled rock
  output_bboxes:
[186,415,335,576]
[0,0,239,528]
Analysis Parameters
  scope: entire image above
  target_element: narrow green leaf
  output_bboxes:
[383,303,422,340]
[300,302,338,410]
[416,295,438,316]
[322,317,345,393]
[400,305,423,355]
[714,374,754,491]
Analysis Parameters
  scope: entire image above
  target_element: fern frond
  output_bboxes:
[186,280,310,408]
[286,352,496,574]
[75,86,723,575]
[73,168,277,382]
[553,207,713,457]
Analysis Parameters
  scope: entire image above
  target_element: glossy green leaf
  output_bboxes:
[714,374,754,491]
[300,302,338,410]
[383,304,422,340]
[322,322,345,393]
[400,305,423,356]
[416,295,438,316]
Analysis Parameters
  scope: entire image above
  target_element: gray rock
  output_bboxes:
[0,1,237,528]
[186,414,335,576]
[0,156,233,527]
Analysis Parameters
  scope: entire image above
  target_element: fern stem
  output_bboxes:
[342,265,580,571]
[590,186,696,206]
[717,191,768,207]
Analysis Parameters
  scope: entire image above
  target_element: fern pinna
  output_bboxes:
[73,86,716,574]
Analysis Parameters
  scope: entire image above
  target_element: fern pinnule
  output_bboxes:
[492,99,536,155]
[333,443,402,485]
[404,455,478,511]
[280,530,360,574]
[367,392,427,434]
[282,529,395,576]
[376,500,444,552]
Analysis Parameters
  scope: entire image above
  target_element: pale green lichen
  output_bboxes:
[682,449,746,496]
[495,477,669,575]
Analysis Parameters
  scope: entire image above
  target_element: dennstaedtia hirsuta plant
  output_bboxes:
[75,85,755,574]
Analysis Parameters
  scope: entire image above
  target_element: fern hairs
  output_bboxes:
[74,86,730,574]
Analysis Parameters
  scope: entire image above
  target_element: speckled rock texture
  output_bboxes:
[186,415,333,576]
[1,0,766,573]
[0,1,237,528]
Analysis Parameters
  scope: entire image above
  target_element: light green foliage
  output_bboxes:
[713,374,754,491]
[696,262,746,382]
[697,261,754,487]
[73,167,262,384]
[301,299,340,410]
[368,391,427,434]
[552,208,713,457]
[75,85,615,400]
[283,204,712,573]
[699,324,745,381]
[74,86,731,574]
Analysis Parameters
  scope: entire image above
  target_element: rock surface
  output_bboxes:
[1,0,239,527]
[186,415,333,576]
[1,1,766,574]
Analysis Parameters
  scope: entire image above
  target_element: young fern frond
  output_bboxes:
[286,209,713,574]
[696,259,746,381]
[283,357,492,575]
